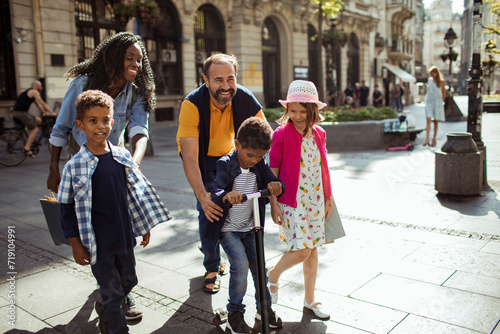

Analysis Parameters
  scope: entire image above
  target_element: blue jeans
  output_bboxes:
[392,99,403,112]
[220,230,271,314]
[197,198,221,273]
[92,252,137,334]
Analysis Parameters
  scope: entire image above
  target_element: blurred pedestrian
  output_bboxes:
[424,66,446,147]
[372,84,383,107]
[343,82,354,105]
[359,80,369,106]
[12,80,56,157]
[353,82,360,107]
[391,81,403,113]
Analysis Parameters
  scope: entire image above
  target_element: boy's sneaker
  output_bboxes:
[255,309,283,329]
[226,311,253,334]
[123,294,143,320]
[94,300,109,334]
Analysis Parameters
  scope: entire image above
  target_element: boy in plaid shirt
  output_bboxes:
[58,90,171,333]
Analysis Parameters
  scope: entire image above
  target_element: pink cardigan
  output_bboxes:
[269,123,332,208]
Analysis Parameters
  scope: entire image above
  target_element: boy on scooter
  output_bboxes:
[210,117,284,334]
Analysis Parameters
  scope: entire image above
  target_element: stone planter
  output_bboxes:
[435,132,483,196]
[322,119,396,152]
[270,119,399,152]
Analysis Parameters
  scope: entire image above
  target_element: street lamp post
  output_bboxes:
[444,27,458,92]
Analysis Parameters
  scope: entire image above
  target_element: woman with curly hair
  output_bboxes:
[47,32,155,325]
[48,32,156,192]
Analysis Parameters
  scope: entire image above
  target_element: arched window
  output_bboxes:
[308,24,320,88]
[261,17,281,108]
[145,0,183,95]
[194,5,226,86]
[347,33,360,86]
[75,0,122,62]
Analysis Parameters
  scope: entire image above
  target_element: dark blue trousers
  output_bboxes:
[91,252,137,334]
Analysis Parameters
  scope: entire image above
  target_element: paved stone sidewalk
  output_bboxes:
[0,97,499,333]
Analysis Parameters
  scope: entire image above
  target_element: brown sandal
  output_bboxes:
[203,272,220,294]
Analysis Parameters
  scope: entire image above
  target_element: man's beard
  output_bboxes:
[209,87,236,107]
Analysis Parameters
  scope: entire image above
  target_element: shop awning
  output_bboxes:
[383,63,416,83]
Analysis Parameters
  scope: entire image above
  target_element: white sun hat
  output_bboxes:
[279,80,327,110]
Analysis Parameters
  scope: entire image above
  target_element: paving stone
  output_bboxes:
[0,304,61,333]
[351,274,500,333]
[0,268,96,321]
[390,314,483,334]
[374,258,455,286]
[481,240,500,255]
[405,243,500,277]
[443,270,500,298]
[450,217,500,236]
[276,282,407,334]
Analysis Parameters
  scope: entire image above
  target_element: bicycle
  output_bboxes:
[0,115,62,167]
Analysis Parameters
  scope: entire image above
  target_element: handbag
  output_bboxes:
[39,193,70,246]
[325,196,345,244]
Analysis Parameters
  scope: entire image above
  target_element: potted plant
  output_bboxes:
[134,0,159,23]
[375,34,385,48]
[113,0,134,26]
[322,30,349,47]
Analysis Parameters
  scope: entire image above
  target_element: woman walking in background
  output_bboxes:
[424,66,446,147]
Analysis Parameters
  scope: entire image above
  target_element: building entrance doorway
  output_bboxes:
[261,17,281,108]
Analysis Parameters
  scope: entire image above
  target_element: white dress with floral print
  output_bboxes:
[279,136,325,250]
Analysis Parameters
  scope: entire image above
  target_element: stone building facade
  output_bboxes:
[422,0,462,93]
[1,0,418,125]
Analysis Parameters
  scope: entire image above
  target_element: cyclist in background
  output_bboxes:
[12,80,56,157]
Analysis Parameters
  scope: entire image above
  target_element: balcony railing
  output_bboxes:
[391,38,414,56]
[389,0,413,7]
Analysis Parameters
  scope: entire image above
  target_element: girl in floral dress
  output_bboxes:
[268,80,333,320]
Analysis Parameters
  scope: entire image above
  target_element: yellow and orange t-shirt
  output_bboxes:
[176,99,265,157]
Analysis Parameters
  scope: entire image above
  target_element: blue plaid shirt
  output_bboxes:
[58,142,171,265]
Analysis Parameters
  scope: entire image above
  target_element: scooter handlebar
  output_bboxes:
[241,189,272,202]
[223,186,282,208]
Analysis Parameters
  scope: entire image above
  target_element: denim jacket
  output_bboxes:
[49,75,149,148]
[209,151,284,240]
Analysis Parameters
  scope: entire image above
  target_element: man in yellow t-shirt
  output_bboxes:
[176,53,265,294]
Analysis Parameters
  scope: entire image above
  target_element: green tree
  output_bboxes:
[484,0,500,54]
[311,0,344,100]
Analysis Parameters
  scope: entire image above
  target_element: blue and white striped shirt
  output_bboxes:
[221,168,257,232]
[57,142,171,265]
